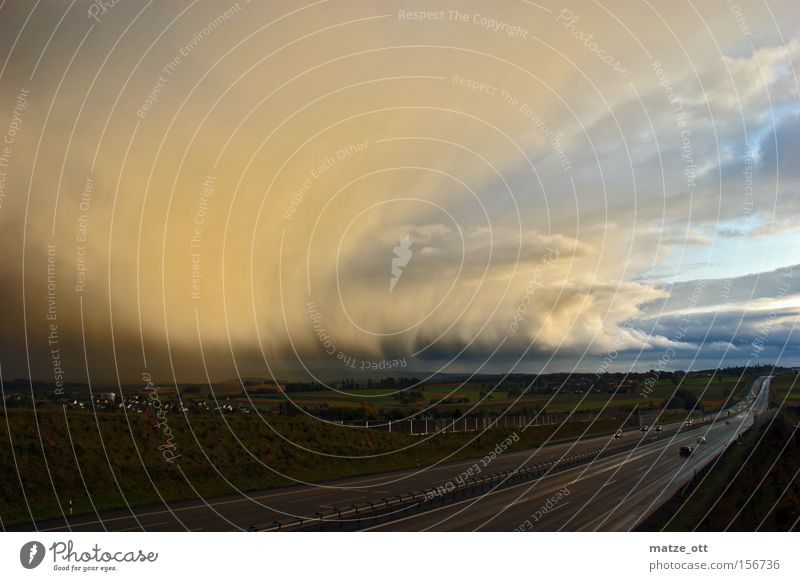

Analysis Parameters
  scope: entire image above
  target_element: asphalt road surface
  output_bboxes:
[10,376,770,532]
[364,375,771,531]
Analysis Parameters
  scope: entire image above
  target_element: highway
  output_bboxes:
[10,376,771,532]
[364,374,771,531]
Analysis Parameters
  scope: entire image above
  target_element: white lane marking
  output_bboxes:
[503,486,572,510]
[365,425,737,531]
[118,521,168,531]
[577,424,755,531]
[509,499,571,515]
[362,437,694,531]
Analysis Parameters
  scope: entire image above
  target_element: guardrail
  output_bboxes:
[678,410,769,497]
[256,422,714,532]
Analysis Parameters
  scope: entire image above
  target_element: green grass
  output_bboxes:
[231,375,756,416]
[652,374,754,409]
[770,372,800,406]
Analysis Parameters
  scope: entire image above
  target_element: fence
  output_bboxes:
[334,408,703,434]
[333,412,628,435]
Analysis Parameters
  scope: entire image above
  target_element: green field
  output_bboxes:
[653,374,753,409]
[769,372,800,423]
[229,374,756,416]
[770,372,800,403]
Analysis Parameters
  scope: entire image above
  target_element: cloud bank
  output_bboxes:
[0,0,797,382]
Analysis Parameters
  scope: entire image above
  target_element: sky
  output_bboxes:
[0,0,798,384]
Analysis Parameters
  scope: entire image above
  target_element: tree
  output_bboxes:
[666,388,699,411]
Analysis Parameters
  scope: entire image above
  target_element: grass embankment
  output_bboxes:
[638,411,800,531]
[0,408,619,525]
[770,372,800,413]
[668,374,752,410]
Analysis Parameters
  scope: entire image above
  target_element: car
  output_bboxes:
[654,425,663,433]
[679,446,694,456]
[640,425,649,432]
[614,430,623,438]
[699,436,707,443]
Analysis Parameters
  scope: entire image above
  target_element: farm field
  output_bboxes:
[770,372,800,421]
[225,373,756,416]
